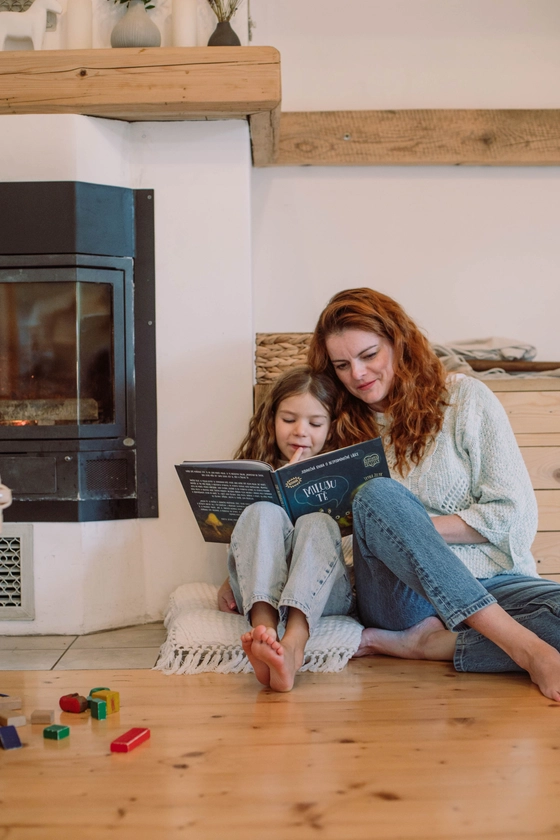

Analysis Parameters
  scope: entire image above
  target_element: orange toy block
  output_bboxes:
[91,690,120,715]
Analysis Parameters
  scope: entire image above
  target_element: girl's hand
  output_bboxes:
[217,579,239,613]
[287,446,305,465]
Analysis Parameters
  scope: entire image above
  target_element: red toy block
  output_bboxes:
[59,693,88,713]
[110,727,150,753]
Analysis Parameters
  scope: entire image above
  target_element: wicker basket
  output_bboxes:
[255,333,313,384]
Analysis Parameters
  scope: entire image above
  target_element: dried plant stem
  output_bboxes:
[206,0,244,23]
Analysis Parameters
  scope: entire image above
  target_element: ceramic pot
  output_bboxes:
[111,0,161,48]
[207,20,240,46]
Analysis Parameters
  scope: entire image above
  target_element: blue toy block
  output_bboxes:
[0,725,22,750]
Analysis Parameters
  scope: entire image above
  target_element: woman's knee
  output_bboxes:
[353,477,421,519]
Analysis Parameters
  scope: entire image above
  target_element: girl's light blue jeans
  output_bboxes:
[352,477,560,673]
[227,501,354,635]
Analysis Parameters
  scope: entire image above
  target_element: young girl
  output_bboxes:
[221,366,353,693]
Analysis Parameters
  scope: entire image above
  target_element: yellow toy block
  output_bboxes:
[91,690,120,715]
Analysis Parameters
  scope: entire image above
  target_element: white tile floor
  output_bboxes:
[0,622,167,670]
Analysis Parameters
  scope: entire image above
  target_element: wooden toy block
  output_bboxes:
[91,690,120,715]
[59,693,88,713]
[87,697,107,720]
[0,696,22,711]
[110,727,150,753]
[43,724,70,740]
[30,709,55,725]
[0,713,26,727]
[0,725,22,750]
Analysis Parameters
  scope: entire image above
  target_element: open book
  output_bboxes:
[175,437,390,544]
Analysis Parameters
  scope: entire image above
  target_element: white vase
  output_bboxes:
[110,0,161,48]
[171,0,197,47]
[66,0,92,49]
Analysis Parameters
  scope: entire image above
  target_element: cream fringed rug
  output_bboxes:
[154,582,364,676]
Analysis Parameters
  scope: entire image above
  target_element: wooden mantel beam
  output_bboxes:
[262,109,560,167]
[0,46,281,164]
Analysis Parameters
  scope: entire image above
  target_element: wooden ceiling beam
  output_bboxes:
[259,109,560,167]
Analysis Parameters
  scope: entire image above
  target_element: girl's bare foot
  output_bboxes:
[241,625,277,686]
[354,616,456,661]
[250,631,304,693]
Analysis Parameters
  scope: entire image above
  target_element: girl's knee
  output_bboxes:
[294,511,339,538]
[238,501,288,525]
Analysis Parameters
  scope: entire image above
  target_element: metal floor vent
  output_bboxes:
[0,524,34,620]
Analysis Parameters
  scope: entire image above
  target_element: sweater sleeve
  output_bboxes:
[453,378,538,565]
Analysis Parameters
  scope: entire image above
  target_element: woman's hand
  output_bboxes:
[217,578,239,613]
[432,514,488,544]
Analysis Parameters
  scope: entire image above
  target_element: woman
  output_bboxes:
[307,287,560,701]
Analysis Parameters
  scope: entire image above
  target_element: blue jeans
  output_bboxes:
[227,502,354,635]
[352,477,560,673]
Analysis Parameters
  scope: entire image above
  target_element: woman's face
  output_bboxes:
[326,329,395,412]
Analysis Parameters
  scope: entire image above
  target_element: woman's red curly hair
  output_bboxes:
[308,288,448,475]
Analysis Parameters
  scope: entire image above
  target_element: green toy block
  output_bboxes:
[88,686,110,696]
[43,724,70,741]
[87,696,107,720]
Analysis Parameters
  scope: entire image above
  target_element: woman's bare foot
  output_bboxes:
[250,630,304,693]
[354,616,456,661]
[513,639,560,702]
[241,625,277,686]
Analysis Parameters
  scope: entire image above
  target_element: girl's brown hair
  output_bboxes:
[308,288,448,475]
[234,366,339,468]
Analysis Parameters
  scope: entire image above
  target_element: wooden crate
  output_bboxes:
[488,379,560,582]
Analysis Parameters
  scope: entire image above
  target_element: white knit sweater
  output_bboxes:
[342,374,539,580]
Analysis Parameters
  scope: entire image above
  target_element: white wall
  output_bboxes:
[250,0,560,358]
[0,114,252,634]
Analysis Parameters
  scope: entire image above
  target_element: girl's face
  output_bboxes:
[326,328,395,413]
[274,391,331,462]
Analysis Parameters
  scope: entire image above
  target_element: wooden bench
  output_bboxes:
[255,334,560,582]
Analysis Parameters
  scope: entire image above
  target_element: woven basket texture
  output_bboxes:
[255,333,313,384]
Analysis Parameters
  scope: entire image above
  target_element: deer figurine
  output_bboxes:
[0,0,62,51]
[0,479,12,534]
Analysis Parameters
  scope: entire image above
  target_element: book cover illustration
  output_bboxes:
[276,437,389,536]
